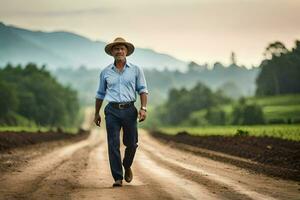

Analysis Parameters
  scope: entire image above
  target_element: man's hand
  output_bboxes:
[138,109,147,122]
[94,114,101,127]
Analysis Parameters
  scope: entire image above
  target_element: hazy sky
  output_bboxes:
[1,0,300,67]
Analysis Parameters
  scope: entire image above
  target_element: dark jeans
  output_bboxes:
[104,103,138,181]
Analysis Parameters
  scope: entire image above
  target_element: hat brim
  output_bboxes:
[105,42,135,56]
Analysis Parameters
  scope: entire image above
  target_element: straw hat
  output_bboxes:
[105,37,135,56]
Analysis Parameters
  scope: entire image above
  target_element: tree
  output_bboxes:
[0,63,80,126]
[205,107,226,125]
[242,104,265,125]
[158,82,231,125]
[0,81,18,118]
[256,40,300,96]
[263,41,288,60]
[230,52,237,65]
[231,99,265,125]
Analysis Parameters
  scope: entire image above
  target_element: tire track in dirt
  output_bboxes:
[24,145,94,200]
[139,130,300,200]
[135,150,219,200]
[71,129,178,200]
[1,126,299,200]
[0,129,99,200]
[141,144,271,200]
[0,138,85,173]
[140,148,250,200]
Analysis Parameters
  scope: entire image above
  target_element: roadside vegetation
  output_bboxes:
[144,41,300,141]
[0,63,81,130]
[157,125,300,141]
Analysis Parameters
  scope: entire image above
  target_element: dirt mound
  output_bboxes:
[150,130,300,181]
[0,128,89,151]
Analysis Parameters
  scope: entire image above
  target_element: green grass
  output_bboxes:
[263,105,300,120]
[216,94,300,123]
[248,94,300,122]
[247,94,300,107]
[157,124,300,141]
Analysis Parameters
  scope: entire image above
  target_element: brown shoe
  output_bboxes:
[124,168,133,183]
[112,180,122,187]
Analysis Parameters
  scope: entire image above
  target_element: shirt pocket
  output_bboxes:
[123,72,136,85]
[106,76,118,87]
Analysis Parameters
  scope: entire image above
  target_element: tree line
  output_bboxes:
[53,59,259,106]
[0,63,79,127]
[256,40,300,96]
[149,82,264,127]
[149,40,300,127]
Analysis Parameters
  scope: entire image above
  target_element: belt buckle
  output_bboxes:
[118,103,125,109]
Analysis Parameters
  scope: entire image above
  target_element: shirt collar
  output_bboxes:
[111,60,131,70]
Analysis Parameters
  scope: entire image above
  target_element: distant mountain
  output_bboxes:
[0,22,187,70]
[0,22,262,106]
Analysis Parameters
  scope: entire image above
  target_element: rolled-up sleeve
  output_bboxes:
[136,66,148,94]
[95,70,106,99]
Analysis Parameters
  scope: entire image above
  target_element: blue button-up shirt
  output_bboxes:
[95,62,148,102]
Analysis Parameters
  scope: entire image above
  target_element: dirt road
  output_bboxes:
[0,125,299,200]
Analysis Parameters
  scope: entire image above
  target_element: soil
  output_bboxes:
[0,128,89,151]
[149,130,300,181]
[0,129,299,199]
[0,109,299,200]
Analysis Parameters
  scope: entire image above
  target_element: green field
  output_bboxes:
[247,94,300,122]
[157,124,300,141]
[247,94,300,106]
[144,94,300,130]
[219,94,300,123]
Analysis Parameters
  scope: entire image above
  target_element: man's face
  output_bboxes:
[111,44,127,61]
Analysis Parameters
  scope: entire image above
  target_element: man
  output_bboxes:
[94,37,148,187]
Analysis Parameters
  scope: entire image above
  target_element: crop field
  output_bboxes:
[219,94,300,123]
[157,124,300,141]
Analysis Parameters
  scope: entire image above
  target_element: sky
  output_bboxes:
[1,0,300,67]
